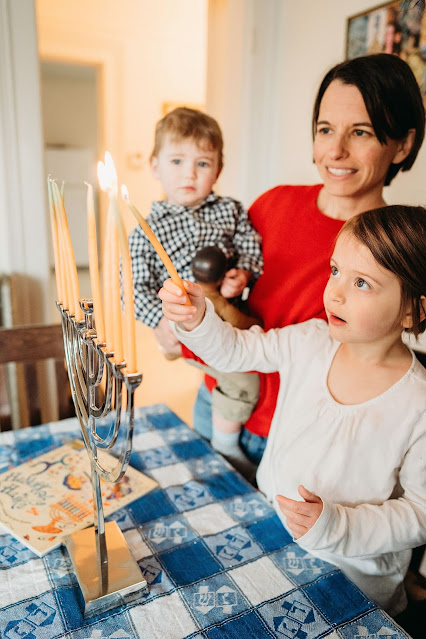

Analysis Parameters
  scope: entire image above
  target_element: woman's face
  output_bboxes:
[313,81,409,203]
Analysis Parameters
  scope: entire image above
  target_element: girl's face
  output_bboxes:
[323,232,410,344]
[313,81,412,203]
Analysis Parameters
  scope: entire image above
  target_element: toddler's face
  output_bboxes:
[151,135,221,207]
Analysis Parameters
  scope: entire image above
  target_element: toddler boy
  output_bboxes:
[129,107,263,473]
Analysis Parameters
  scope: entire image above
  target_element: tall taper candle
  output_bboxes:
[112,199,137,373]
[52,180,82,320]
[86,183,106,344]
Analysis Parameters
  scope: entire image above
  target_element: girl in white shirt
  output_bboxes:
[159,205,426,617]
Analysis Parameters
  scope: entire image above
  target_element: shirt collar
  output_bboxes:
[151,192,219,218]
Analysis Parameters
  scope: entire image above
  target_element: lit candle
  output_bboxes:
[110,207,123,365]
[112,200,137,373]
[86,182,105,344]
[102,199,114,354]
[51,180,83,321]
[98,153,137,370]
[121,185,191,305]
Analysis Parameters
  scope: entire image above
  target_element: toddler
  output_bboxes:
[129,107,263,472]
[159,204,426,617]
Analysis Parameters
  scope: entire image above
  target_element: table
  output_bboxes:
[0,404,409,639]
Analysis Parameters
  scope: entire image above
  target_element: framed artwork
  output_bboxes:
[346,1,426,106]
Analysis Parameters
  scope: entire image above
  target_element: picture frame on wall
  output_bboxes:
[346,0,426,106]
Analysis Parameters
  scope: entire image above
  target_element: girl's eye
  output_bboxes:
[171,158,181,165]
[330,265,339,277]
[198,161,209,168]
[355,278,370,290]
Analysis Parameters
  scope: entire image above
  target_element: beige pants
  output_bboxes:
[188,360,259,422]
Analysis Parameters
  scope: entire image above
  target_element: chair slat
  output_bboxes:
[0,324,64,364]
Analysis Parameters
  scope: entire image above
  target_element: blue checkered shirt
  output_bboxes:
[129,192,263,327]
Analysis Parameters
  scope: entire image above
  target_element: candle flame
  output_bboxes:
[97,161,107,191]
[97,151,118,196]
[121,184,130,202]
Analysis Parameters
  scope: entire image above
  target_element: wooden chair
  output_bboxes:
[0,323,75,430]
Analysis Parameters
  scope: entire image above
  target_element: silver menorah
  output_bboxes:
[57,298,147,617]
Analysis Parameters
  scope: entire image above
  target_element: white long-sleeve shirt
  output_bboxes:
[173,299,426,616]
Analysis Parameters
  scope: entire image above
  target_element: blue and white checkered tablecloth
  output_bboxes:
[0,404,409,639]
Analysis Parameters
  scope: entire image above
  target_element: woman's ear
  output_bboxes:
[392,128,416,165]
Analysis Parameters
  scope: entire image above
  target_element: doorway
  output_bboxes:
[40,60,100,320]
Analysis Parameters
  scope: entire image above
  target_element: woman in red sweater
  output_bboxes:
[192,53,425,464]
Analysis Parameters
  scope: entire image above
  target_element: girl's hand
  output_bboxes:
[220,269,250,298]
[158,279,206,331]
[276,485,323,539]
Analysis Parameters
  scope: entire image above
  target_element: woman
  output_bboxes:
[192,53,425,463]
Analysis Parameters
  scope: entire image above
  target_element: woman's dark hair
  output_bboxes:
[339,205,426,337]
[312,54,425,185]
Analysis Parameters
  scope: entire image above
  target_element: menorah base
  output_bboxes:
[64,521,148,617]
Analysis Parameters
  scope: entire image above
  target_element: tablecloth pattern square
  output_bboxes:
[0,404,410,639]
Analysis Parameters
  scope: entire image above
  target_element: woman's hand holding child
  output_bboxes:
[220,268,250,298]
[159,279,206,331]
[276,485,323,539]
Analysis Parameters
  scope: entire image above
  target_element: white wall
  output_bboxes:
[36,0,207,219]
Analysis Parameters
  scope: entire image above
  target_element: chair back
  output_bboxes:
[0,323,74,430]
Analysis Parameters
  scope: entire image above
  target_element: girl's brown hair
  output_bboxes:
[151,107,223,170]
[339,205,426,337]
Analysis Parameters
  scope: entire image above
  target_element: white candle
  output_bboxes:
[98,153,136,370]
[86,182,105,344]
[52,180,82,321]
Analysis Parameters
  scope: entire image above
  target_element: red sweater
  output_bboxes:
[183,185,345,436]
[244,184,344,436]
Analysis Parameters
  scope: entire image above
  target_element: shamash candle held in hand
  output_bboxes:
[121,184,191,306]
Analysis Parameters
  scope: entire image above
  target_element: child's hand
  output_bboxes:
[158,278,206,330]
[276,485,323,539]
[220,269,250,298]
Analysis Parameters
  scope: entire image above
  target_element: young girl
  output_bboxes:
[159,205,426,617]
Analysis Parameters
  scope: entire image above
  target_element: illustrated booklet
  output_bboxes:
[0,440,157,556]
